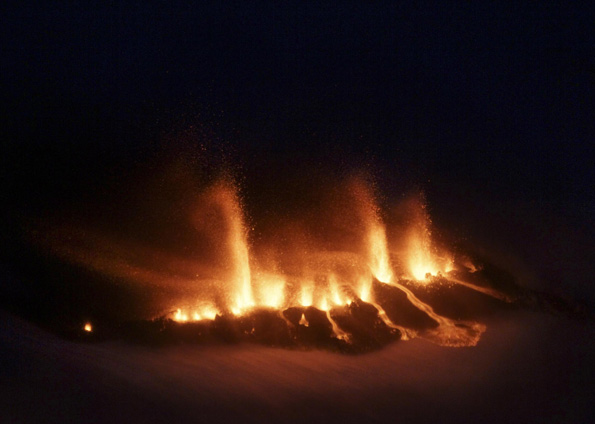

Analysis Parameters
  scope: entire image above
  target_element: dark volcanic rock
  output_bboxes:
[212,314,241,342]
[283,307,305,327]
[330,300,401,351]
[239,309,293,347]
[299,306,334,346]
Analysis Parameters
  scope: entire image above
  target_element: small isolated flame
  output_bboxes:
[174,309,188,322]
[84,323,92,332]
[299,313,309,327]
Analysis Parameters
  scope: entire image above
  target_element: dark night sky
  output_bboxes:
[1,2,593,290]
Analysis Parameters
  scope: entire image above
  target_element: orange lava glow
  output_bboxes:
[84,323,92,332]
[207,180,255,313]
[173,303,219,322]
[169,178,485,345]
[40,175,495,347]
[405,196,453,281]
[368,223,393,283]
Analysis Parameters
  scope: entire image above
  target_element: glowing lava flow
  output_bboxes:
[326,310,350,342]
[358,183,414,340]
[366,227,413,338]
[368,300,413,340]
[361,188,485,346]
[448,277,512,302]
[404,199,509,302]
[390,280,485,347]
[29,156,519,352]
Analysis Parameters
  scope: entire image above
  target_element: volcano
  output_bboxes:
[8,174,585,354]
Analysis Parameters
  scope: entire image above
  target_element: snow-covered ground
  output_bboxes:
[1,308,593,423]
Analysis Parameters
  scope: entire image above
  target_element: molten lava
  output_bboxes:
[206,180,255,312]
[37,174,513,351]
[166,178,490,348]
[405,196,453,281]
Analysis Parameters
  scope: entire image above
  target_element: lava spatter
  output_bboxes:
[34,174,514,352]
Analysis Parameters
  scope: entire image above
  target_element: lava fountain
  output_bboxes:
[204,180,255,313]
[32,172,516,352]
[166,176,489,349]
[405,194,454,281]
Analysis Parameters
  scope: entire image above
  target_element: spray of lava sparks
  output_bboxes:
[166,177,489,347]
[38,174,506,348]
[405,195,454,281]
[208,180,255,312]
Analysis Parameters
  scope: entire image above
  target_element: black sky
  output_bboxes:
[2,1,593,238]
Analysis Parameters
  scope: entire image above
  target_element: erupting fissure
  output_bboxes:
[38,174,506,349]
[167,178,492,348]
